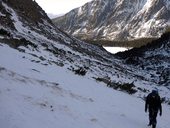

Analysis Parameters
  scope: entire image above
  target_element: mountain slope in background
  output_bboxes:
[116,32,170,87]
[53,0,170,46]
[0,0,170,127]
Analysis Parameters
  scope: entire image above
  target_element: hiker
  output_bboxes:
[145,89,162,128]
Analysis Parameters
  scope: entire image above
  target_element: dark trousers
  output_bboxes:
[149,109,158,128]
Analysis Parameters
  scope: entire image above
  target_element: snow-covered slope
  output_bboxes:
[53,0,170,46]
[0,0,170,128]
[0,44,170,128]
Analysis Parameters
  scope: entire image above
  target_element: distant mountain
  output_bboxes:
[48,13,63,19]
[53,0,170,46]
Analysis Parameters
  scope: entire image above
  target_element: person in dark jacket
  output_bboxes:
[145,89,162,128]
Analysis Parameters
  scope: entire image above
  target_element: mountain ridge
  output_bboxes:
[53,0,170,46]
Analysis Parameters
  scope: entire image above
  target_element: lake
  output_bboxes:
[103,47,130,54]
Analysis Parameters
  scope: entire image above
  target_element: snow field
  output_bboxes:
[0,44,170,128]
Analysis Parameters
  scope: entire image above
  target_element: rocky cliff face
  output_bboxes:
[53,0,170,46]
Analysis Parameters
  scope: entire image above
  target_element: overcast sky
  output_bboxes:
[35,0,92,18]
